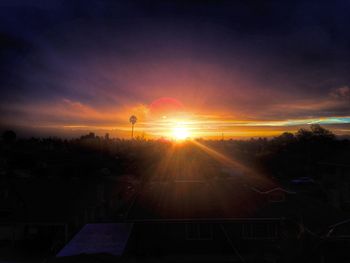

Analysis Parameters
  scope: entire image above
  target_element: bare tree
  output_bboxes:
[129,115,137,139]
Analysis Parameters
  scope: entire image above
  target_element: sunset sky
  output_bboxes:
[1,0,350,139]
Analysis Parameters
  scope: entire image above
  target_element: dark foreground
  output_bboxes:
[1,126,350,262]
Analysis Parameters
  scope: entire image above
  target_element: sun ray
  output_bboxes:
[190,140,277,189]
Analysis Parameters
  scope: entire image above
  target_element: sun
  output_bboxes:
[172,126,190,140]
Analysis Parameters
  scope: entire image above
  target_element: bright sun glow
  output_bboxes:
[172,126,190,140]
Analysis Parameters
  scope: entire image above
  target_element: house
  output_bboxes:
[319,219,350,263]
[318,162,350,210]
[0,173,121,259]
[51,176,344,262]
[120,177,334,262]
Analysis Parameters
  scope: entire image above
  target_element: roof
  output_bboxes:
[319,162,350,168]
[125,175,345,235]
[251,186,296,194]
[126,177,292,221]
[329,219,350,229]
[0,176,110,223]
[56,223,133,257]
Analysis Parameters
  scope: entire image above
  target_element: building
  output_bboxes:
[318,162,350,211]
[54,175,344,262]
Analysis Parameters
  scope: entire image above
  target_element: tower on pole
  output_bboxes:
[129,115,137,139]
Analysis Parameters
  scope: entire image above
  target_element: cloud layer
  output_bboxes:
[0,1,350,138]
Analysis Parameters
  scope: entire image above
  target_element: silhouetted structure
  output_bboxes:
[129,115,137,139]
[2,130,16,143]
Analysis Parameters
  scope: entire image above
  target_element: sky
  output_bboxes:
[0,0,350,139]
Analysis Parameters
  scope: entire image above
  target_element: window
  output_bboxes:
[186,223,213,240]
[242,222,278,240]
[268,191,285,202]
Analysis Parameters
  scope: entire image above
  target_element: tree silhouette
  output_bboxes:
[310,124,335,139]
[296,124,335,142]
[129,115,137,139]
[274,132,295,145]
[2,130,16,143]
